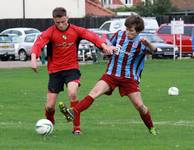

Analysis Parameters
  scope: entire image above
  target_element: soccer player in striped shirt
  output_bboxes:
[59,15,157,135]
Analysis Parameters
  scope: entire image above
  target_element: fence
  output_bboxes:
[1,15,194,32]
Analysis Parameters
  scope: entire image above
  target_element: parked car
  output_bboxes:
[77,29,114,62]
[156,24,194,57]
[17,33,41,61]
[78,40,96,61]
[140,32,179,59]
[1,27,40,40]
[99,17,159,33]
[0,34,15,61]
[89,29,115,60]
[1,27,41,60]
[89,28,114,41]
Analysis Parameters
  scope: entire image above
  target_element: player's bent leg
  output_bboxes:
[59,80,110,122]
[128,92,157,135]
[72,80,110,113]
[88,80,111,99]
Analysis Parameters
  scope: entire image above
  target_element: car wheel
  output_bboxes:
[19,50,28,61]
[1,56,9,61]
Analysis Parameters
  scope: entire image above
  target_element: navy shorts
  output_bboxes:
[48,69,81,93]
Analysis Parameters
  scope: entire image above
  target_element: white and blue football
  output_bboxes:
[35,119,53,135]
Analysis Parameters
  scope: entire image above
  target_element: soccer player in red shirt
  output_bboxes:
[59,15,158,135]
[31,7,114,135]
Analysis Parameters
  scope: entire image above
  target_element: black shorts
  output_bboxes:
[48,69,81,93]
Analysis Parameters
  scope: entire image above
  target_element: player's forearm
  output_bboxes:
[148,43,157,54]
[31,53,37,62]
[141,38,157,54]
[82,29,105,48]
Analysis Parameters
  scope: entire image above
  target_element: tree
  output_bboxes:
[129,0,178,16]
[152,0,178,15]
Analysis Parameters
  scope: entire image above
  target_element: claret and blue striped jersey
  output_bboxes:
[106,30,148,82]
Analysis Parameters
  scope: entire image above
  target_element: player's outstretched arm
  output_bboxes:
[141,38,157,54]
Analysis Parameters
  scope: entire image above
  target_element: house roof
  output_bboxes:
[86,0,115,16]
[171,0,194,10]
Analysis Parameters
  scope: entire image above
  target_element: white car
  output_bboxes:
[1,27,40,60]
[99,17,159,33]
[78,40,95,61]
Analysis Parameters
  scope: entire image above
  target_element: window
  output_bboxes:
[102,0,112,6]
[3,30,22,36]
[184,26,194,36]
[113,22,122,30]
[25,34,36,42]
[125,0,132,5]
[100,22,111,31]
[24,29,40,35]
[0,35,11,43]
[158,26,171,34]
[120,0,132,5]
[159,25,194,36]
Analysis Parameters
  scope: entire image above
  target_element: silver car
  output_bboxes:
[0,34,15,61]
[17,33,41,61]
[1,27,40,61]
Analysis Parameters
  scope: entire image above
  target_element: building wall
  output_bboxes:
[0,0,23,19]
[0,0,85,19]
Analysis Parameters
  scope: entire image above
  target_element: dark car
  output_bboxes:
[140,33,179,59]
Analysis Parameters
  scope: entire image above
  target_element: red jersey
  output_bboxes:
[32,24,105,74]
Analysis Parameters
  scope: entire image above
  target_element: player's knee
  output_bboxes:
[68,92,77,100]
[137,104,148,115]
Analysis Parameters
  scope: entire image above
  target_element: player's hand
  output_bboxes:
[101,43,114,55]
[31,53,38,73]
[31,60,38,73]
[140,38,150,47]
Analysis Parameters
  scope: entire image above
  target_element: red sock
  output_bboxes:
[74,95,94,114]
[140,111,154,129]
[45,108,55,125]
[71,100,80,131]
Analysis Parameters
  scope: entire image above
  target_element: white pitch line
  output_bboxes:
[98,120,194,127]
[1,120,194,127]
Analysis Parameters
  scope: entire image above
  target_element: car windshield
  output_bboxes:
[0,35,12,43]
[24,29,40,34]
[25,34,37,42]
[10,35,23,43]
[140,34,164,43]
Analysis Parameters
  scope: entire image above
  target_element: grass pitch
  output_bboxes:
[0,59,194,150]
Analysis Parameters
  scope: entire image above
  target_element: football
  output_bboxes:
[35,119,54,135]
[168,87,179,96]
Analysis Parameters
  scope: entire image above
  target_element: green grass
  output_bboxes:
[0,59,194,150]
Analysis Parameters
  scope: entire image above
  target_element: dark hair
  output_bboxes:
[124,15,144,32]
[52,7,67,17]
